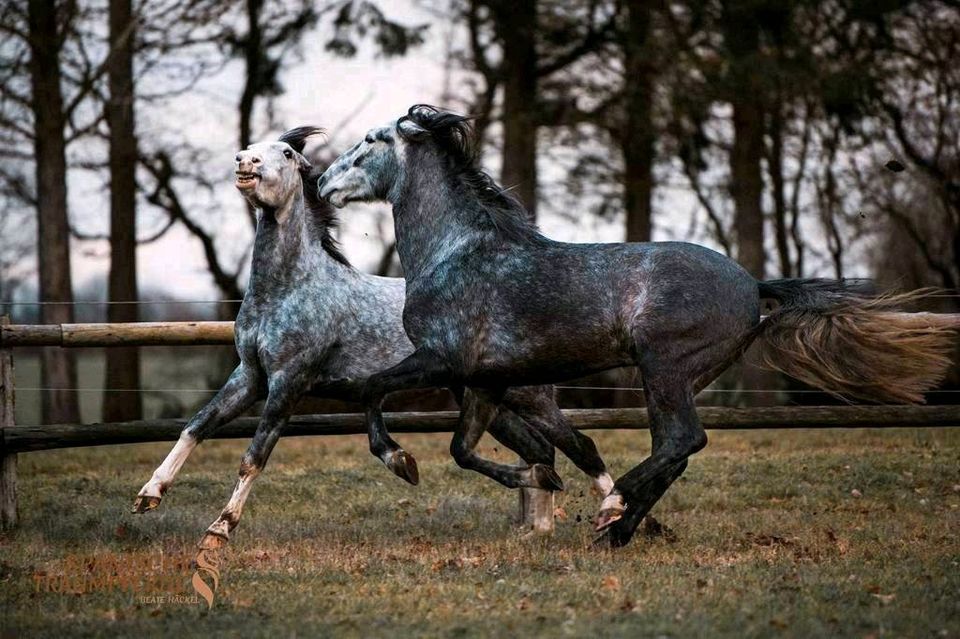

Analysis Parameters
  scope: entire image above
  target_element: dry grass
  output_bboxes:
[1,427,958,638]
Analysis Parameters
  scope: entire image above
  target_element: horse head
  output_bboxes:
[235,126,323,212]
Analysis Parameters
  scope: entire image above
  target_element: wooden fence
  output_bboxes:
[1,316,959,531]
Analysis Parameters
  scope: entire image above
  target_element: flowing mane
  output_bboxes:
[278,126,351,267]
[397,105,548,245]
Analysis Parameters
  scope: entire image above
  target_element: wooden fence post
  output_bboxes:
[1,315,17,530]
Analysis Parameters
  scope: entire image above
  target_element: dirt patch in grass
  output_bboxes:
[1,428,958,638]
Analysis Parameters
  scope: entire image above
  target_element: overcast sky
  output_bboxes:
[54,0,864,305]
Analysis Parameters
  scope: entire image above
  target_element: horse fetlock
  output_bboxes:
[385,449,420,486]
[591,472,615,498]
[198,519,231,549]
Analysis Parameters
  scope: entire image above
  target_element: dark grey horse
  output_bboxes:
[133,127,612,549]
[317,105,958,547]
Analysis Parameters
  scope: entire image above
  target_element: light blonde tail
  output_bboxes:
[757,283,958,404]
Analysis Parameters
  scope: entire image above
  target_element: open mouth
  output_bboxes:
[234,171,259,190]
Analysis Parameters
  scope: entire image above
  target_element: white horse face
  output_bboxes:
[235,141,311,210]
[317,119,424,208]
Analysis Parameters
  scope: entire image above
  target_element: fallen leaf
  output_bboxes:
[851,489,862,498]
[872,593,896,605]
[601,575,621,591]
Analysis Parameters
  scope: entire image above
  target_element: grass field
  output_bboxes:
[1,427,958,638]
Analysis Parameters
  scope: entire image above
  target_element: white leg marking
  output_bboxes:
[221,467,260,524]
[593,472,615,497]
[530,488,555,534]
[139,432,198,498]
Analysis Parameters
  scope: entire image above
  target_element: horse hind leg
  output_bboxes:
[595,459,687,547]
[595,378,705,548]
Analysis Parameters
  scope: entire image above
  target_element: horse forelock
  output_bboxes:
[399,105,546,244]
[278,126,325,153]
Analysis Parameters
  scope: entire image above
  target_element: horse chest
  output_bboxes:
[235,304,322,371]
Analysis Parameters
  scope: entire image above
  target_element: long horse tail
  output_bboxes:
[755,279,959,404]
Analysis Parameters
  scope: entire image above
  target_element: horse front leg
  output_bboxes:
[133,365,261,513]
[198,370,305,550]
[450,388,564,491]
[363,348,451,484]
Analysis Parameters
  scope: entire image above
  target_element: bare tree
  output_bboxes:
[104,0,141,420]
[26,0,80,423]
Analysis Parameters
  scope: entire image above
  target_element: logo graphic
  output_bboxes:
[192,549,220,609]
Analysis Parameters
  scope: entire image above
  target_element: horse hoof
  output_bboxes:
[594,507,625,533]
[530,464,564,491]
[387,450,420,485]
[132,494,162,514]
[197,532,227,550]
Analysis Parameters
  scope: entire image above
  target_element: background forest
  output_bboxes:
[1,0,958,424]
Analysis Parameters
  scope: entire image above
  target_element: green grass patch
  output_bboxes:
[1,428,958,637]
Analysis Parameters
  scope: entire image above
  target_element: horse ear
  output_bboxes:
[294,150,312,172]
[398,118,429,141]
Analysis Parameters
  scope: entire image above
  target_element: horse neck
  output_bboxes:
[390,153,484,280]
[247,190,337,295]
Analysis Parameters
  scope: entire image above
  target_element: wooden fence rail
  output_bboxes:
[4,405,960,454]
[1,318,959,531]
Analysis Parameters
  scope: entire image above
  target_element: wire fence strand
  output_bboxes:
[3,295,960,307]
[13,386,960,394]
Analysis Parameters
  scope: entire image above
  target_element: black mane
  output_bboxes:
[278,126,351,268]
[397,105,547,245]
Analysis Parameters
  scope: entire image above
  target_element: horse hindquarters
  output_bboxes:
[596,272,759,545]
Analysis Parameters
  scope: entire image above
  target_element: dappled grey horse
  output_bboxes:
[317,104,958,547]
[133,127,612,548]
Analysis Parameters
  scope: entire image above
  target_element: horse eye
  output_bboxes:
[353,154,364,168]
[283,149,292,159]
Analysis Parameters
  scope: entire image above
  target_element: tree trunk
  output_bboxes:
[239,0,263,152]
[493,0,538,219]
[27,0,79,424]
[621,0,655,243]
[768,92,791,278]
[724,1,771,405]
[724,2,765,279]
[104,0,142,421]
